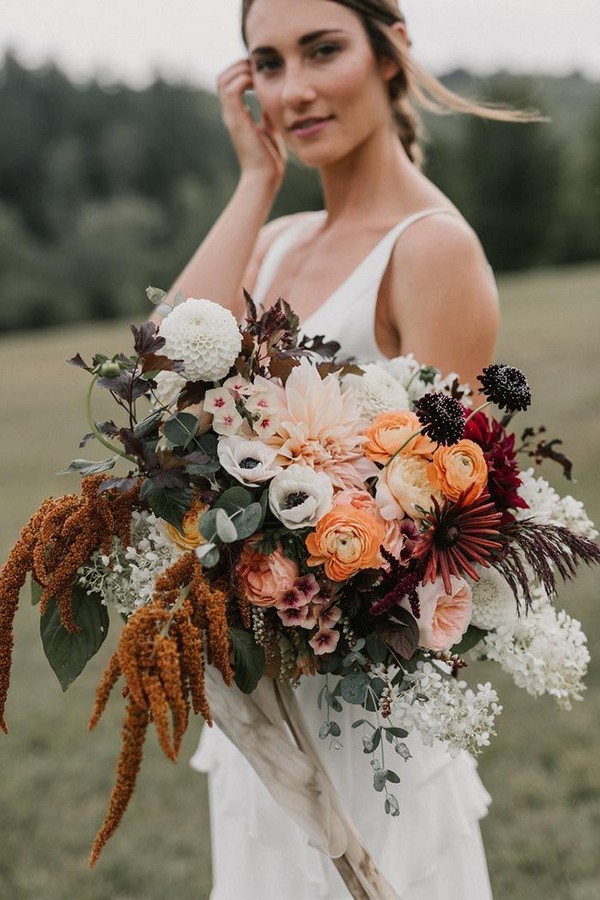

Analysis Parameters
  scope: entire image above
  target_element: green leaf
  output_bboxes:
[234,503,263,540]
[195,543,220,569]
[146,286,167,306]
[362,676,386,712]
[163,413,199,450]
[340,671,370,705]
[386,770,401,784]
[365,633,388,664]
[214,487,253,516]
[140,481,193,530]
[386,726,409,739]
[40,585,110,691]
[229,628,266,694]
[31,578,43,606]
[451,625,488,655]
[215,508,239,543]
[329,721,342,738]
[199,509,220,542]
[58,457,118,477]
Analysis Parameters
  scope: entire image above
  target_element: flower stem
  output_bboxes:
[86,375,136,463]
[383,426,427,469]
[463,400,492,426]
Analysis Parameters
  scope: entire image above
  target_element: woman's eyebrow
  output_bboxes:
[251,29,347,56]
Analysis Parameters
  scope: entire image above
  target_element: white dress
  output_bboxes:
[191,208,494,899]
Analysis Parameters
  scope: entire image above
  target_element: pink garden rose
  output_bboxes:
[402,575,473,651]
[238,542,299,607]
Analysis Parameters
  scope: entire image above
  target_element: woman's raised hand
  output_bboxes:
[218,60,287,188]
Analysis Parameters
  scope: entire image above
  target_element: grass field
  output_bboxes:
[1,263,599,899]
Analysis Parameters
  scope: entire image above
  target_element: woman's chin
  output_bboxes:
[287,140,352,170]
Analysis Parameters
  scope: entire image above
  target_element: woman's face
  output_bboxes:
[245,0,395,167]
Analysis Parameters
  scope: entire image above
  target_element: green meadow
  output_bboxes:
[1,264,599,899]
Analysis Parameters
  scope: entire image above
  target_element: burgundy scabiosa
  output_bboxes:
[414,393,465,446]
[477,364,531,414]
[414,493,504,595]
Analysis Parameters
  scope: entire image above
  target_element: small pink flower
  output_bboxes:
[275,588,308,611]
[309,628,341,655]
[400,575,473,651]
[318,605,342,630]
[278,606,318,629]
[294,574,321,603]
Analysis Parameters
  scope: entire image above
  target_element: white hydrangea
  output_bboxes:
[482,600,590,710]
[158,298,242,382]
[343,364,410,416]
[78,511,183,616]
[470,566,520,631]
[390,661,502,756]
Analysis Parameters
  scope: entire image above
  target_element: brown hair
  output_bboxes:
[241,0,538,167]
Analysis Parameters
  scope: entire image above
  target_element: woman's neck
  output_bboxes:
[318,124,424,227]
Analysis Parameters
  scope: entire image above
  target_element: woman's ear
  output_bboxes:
[380,22,411,81]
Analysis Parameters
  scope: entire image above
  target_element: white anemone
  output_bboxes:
[269,464,334,530]
[217,436,282,486]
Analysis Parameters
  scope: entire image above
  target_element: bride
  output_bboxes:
[154,1,526,895]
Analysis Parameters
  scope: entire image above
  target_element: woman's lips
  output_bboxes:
[289,116,334,139]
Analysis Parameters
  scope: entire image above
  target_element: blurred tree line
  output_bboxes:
[0,52,599,331]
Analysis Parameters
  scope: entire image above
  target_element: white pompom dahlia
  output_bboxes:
[158,298,241,382]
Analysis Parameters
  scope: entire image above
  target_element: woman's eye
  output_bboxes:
[312,43,341,60]
[255,58,281,75]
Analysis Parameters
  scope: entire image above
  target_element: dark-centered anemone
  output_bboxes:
[477,364,531,413]
[414,393,465,446]
[414,493,504,594]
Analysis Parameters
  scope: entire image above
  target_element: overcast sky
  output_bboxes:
[3,0,600,90]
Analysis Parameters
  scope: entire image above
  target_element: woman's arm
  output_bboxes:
[151,60,287,325]
[387,216,500,391]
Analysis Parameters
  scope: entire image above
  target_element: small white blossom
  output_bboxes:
[516,469,560,524]
[158,298,241,382]
[150,370,187,410]
[390,661,502,756]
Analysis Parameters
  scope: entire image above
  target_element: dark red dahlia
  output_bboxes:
[464,410,529,519]
[414,493,504,595]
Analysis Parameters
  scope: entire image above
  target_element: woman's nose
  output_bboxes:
[280,65,317,107]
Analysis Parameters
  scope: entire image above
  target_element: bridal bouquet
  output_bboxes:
[1,290,598,868]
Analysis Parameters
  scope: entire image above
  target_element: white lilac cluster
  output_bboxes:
[158,298,242,382]
[482,597,590,710]
[389,661,502,756]
[516,469,598,539]
[78,511,182,616]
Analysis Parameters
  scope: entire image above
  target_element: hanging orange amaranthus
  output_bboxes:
[0,475,139,732]
[88,552,234,867]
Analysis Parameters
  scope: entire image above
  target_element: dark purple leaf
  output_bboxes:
[98,477,140,494]
[79,432,95,448]
[130,322,165,356]
[377,608,420,660]
[177,380,211,410]
[98,371,150,402]
[140,353,184,376]
[67,353,93,372]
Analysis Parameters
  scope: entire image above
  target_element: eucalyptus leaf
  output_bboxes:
[340,672,370,705]
[214,486,253,515]
[58,457,118,477]
[386,770,401,784]
[234,503,263,540]
[329,721,342,738]
[386,726,409,739]
[199,509,220,542]
[40,585,109,691]
[365,633,388,664]
[452,625,488,655]
[146,286,167,306]
[229,628,265,694]
[198,546,221,569]
[215,508,239,543]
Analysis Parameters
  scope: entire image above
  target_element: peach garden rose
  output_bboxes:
[401,575,473,651]
[238,541,299,607]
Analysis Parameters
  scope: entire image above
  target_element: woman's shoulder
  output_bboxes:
[243,211,320,295]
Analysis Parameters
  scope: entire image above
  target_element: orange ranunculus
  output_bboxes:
[306,506,386,582]
[432,439,489,505]
[238,541,299,608]
[164,499,208,550]
[364,411,436,464]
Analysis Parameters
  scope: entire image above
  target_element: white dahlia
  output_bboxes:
[158,298,241,382]
[343,364,410,417]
